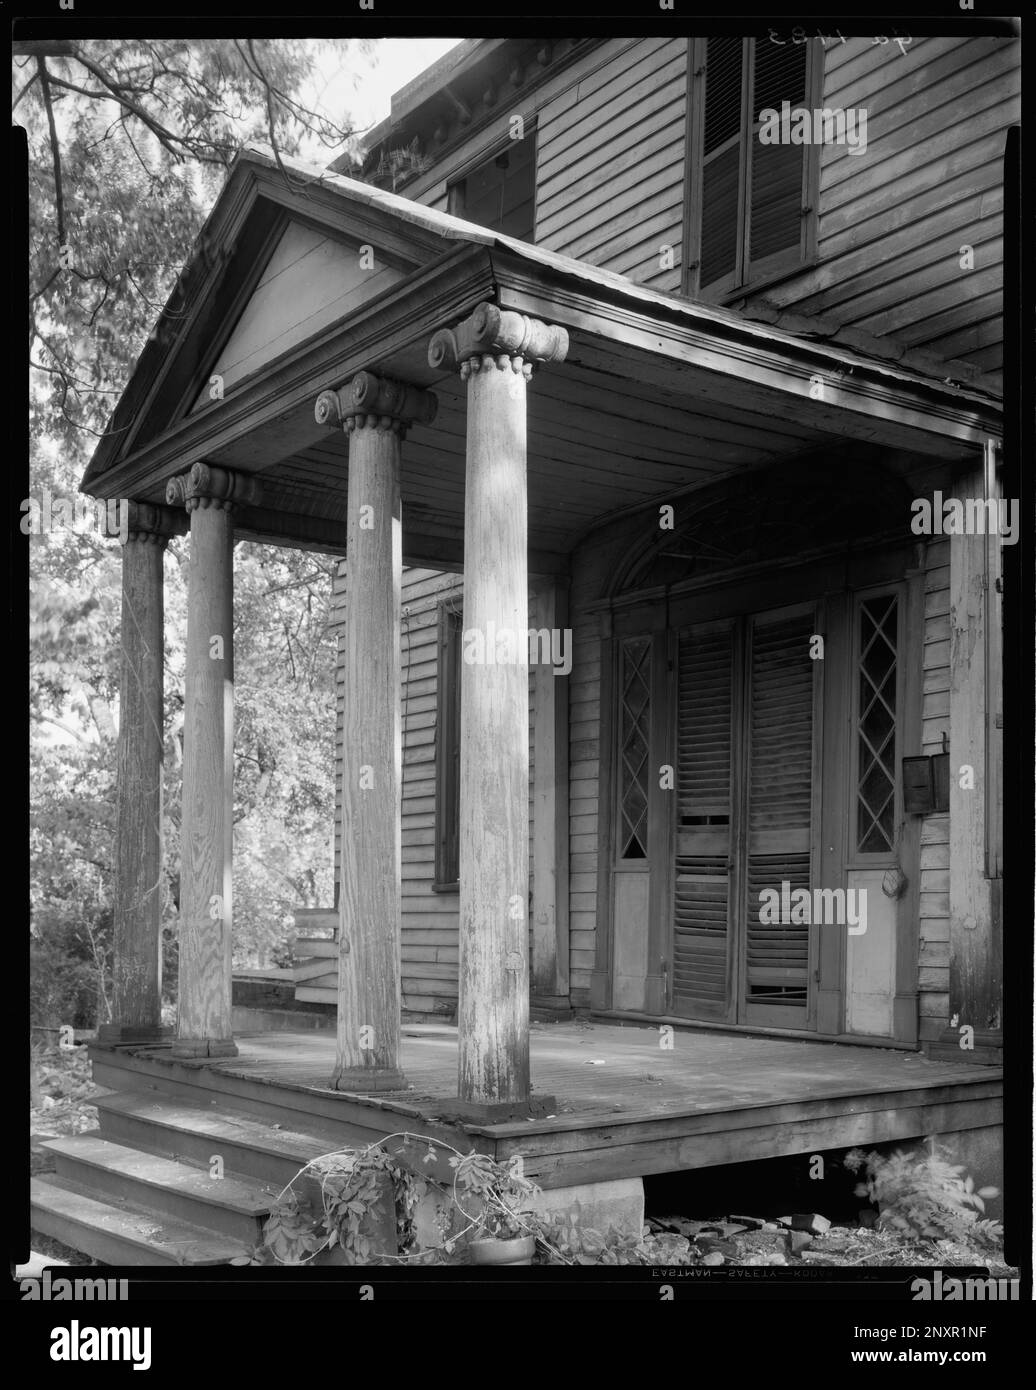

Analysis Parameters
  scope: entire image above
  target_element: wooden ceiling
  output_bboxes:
[239,325,847,565]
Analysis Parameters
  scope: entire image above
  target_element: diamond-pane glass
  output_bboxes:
[856,595,898,852]
[619,638,651,858]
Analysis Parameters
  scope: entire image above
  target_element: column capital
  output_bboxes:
[165,462,262,514]
[123,501,187,545]
[428,302,569,377]
[315,371,437,439]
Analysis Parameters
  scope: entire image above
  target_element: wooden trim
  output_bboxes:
[802,40,823,267]
[531,578,571,998]
[164,207,290,433]
[590,618,617,1011]
[433,600,463,891]
[644,628,672,1014]
[680,37,700,298]
[948,462,1001,1037]
[896,554,926,1045]
[492,270,1001,451]
[816,591,849,1035]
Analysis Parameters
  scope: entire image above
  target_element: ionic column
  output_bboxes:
[315,373,436,1091]
[99,502,184,1045]
[429,304,568,1108]
[165,463,260,1059]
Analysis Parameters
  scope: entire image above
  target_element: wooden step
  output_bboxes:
[293,909,337,935]
[94,1092,349,1186]
[30,1176,251,1267]
[295,938,338,958]
[296,985,338,1006]
[88,1048,406,1143]
[293,959,338,983]
[43,1135,277,1244]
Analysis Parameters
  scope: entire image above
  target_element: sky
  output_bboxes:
[300,37,464,162]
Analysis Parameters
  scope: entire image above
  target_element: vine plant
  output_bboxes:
[239,1131,654,1267]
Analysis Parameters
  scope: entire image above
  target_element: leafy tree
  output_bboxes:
[18,36,368,443]
[20,38,366,1023]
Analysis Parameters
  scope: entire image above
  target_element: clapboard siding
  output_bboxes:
[535,37,687,292]
[335,565,541,1017]
[563,533,614,1004]
[400,39,652,225]
[917,540,951,1040]
[395,38,687,296]
[756,36,1018,390]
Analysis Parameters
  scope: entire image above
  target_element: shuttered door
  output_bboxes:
[672,623,736,1020]
[742,610,816,1027]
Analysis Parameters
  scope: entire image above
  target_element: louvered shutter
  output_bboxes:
[673,624,735,1016]
[699,38,743,291]
[744,611,815,1017]
[747,40,809,278]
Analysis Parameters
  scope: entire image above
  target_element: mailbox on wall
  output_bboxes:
[902,753,950,815]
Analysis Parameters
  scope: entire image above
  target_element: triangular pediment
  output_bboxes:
[189,219,406,411]
[82,147,484,490]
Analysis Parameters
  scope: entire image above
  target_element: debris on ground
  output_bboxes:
[644,1212,1016,1272]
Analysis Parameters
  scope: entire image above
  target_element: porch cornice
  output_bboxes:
[488,252,1002,453]
[83,242,497,503]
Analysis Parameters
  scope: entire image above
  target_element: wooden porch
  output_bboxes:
[30,1020,1001,1265]
[91,1021,1001,1187]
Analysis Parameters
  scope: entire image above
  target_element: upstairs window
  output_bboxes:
[447,131,537,241]
[687,37,821,299]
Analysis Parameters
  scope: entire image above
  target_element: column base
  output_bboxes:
[95,1024,172,1048]
[331,1067,408,1094]
[435,1094,558,1124]
[170,1037,239,1060]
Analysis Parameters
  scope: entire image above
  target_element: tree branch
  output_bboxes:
[37,59,65,246]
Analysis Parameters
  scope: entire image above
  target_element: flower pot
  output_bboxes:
[469,1234,537,1266]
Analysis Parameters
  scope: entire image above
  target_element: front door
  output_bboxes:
[671,602,819,1028]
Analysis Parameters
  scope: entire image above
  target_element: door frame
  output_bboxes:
[595,539,922,1040]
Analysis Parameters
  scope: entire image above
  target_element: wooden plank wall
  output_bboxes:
[399,38,688,295]
[533,37,687,293]
[760,36,1019,389]
[918,539,951,1042]
[566,536,617,1007]
[334,565,538,1018]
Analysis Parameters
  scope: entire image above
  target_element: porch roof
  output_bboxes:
[82,147,1003,567]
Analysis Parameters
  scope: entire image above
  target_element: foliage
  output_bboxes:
[18,36,369,444]
[844,1144,1003,1250]
[22,39,366,1019]
[449,1150,540,1239]
[248,1135,705,1268]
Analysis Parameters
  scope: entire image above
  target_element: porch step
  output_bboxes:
[30,1176,252,1267]
[296,985,338,1005]
[42,1135,277,1244]
[94,1091,348,1187]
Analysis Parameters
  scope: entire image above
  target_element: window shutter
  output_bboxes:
[747,41,809,277]
[744,611,814,1007]
[673,625,734,1010]
[700,38,743,290]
